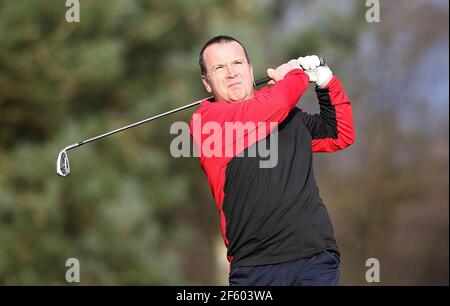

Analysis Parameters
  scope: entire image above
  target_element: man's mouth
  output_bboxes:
[228,82,241,88]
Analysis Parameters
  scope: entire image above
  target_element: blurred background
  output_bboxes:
[0,0,448,285]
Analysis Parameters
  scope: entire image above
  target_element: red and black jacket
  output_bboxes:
[190,69,354,269]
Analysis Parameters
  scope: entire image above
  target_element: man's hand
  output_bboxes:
[266,59,302,86]
[298,55,333,88]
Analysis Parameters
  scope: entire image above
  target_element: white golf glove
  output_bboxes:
[297,55,333,87]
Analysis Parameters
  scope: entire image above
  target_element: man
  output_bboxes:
[190,35,354,286]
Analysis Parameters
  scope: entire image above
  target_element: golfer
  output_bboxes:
[190,35,354,286]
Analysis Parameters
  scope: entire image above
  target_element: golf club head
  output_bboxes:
[57,149,70,176]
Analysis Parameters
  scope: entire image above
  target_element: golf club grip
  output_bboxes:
[254,56,326,87]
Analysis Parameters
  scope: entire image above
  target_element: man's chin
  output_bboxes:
[228,92,250,103]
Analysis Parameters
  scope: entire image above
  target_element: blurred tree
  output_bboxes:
[0,0,447,285]
[0,0,271,285]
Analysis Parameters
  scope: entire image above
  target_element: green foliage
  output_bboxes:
[0,0,272,285]
[0,0,447,285]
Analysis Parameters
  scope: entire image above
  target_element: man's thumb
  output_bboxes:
[267,68,276,80]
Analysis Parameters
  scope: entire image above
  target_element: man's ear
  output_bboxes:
[201,75,212,93]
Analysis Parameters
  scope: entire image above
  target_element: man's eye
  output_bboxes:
[214,66,224,72]
[235,61,243,65]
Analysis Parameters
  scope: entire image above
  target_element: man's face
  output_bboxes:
[201,41,254,103]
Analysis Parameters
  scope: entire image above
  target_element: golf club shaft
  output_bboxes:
[65,76,267,151]
[69,98,205,151]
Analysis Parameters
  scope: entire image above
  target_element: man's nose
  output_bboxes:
[225,65,238,78]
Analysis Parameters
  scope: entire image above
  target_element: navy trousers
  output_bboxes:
[229,250,340,286]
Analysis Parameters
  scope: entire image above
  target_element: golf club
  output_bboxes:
[57,57,325,177]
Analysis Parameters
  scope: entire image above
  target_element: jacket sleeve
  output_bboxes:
[189,69,310,206]
[205,69,309,126]
[297,75,355,152]
[190,69,310,161]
